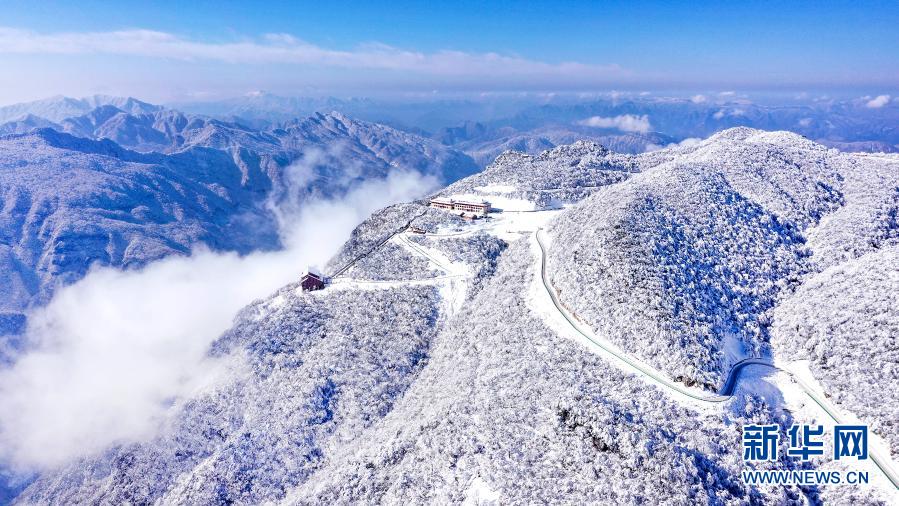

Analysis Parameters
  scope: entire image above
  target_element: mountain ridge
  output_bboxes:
[0,112,479,341]
[12,128,899,504]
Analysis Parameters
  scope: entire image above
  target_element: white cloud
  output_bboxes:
[798,118,813,127]
[865,94,891,108]
[645,137,703,152]
[713,109,726,120]
[577,114,651,133]
[675,137,703,148]
[0,168,437,470]
[690,94,707,104]
[0,27,627,80]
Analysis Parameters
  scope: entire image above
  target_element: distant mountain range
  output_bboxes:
[0,98,479,342]
[164,92,899,154]
[0,95,162,124]
[3,93,898,162]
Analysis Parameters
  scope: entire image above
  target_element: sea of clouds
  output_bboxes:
[0,160,437,471]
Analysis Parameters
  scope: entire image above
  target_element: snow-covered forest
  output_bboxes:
[9,127,899,504]
[0,113,478,341]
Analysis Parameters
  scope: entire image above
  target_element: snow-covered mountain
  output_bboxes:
[55,105,283,153]
[0,96,161,124]
[442,124,677,166]
[0,97,478,177]
[172,92,355,126]
[169,93,899,156]
[0,108,478,341]
[0,115,60,136]
[14,129,899,504]
[0,129,281,339]
[276,112,478,184]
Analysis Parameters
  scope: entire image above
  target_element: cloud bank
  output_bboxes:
[0,168,437,471]
[577,114,652,133]
[0,27,625,80]
[645,136,703,152]
[865,94,891,108]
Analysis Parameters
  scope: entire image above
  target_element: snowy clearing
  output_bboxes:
[474,184,517,194]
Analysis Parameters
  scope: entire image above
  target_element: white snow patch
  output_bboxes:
[474,184,516,194]
[721,332,747,365]
[484,208,564,242]
[396,233,471,317]
[463,477,501,505]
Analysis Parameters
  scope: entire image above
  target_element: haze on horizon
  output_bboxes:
[0,0,897,105]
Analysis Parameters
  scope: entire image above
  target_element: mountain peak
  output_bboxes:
[0,95,162,124]
[699,127,826,154]
[491,149,532,166]
[536,139,610,162]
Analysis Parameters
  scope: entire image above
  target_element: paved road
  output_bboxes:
[325,218,899,491]
[535,228,731,403]
[534,228,899,490]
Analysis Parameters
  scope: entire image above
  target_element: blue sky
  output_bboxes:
[0,0,897,104]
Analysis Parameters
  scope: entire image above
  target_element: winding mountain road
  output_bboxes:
[321,212,899,491]
[534,228,733,403]
[534,228,899,490]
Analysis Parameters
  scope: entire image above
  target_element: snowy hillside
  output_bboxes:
[0,116,60,136]
[0,129,281,338]
[443,125,677,166]
[0,98,479,183]
[440,140,639,206]
[12,128,899,504]
[548,128,898,392]
[0,101,479,185]
[55,106,279,153]
[772,246,899,455]
[0,108,478,340]
[276,112,478,185]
